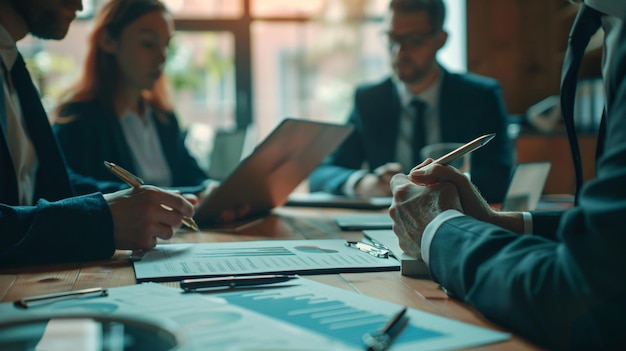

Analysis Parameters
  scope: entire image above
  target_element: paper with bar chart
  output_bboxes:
[133,239,401,282]
[0,278,509,350]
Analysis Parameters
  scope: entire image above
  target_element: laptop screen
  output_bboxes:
[501,162,551,211]
[194,118,354,225]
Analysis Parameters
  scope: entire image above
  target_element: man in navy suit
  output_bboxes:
[0,0,195,267]
[309,0,514,204]
[388,1,626,348]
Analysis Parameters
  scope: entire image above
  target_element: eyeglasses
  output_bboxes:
[383,30,438,51]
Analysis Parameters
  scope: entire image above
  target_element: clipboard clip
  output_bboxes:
[346,241,389,259]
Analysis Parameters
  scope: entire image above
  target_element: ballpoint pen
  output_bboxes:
[180,274,299,292]
[426,133,495,167]
[362,306,409,351]
[104,161,200,231]
[14,287,109,308]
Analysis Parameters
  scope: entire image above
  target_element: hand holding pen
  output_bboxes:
[105,161,199,232]
[392,134,497,245]
[99,162,197,251]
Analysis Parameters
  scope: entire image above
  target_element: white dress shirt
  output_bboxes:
[0,24,38,206]
[343,72,443,195]
[119,105,172,187]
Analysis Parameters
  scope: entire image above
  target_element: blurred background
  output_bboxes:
[17,0,600,194]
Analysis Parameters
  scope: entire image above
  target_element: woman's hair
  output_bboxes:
[55,0,172,119]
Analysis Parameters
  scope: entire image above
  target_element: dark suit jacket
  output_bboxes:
[1,59,115,267]
[53,100,208,195]
[309,68,514,203]
[426,25,626,349]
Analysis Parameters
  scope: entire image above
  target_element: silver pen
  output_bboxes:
[14,287,109,308]
[429,133,495,167]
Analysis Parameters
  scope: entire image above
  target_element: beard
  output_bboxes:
[392,58,436,85]
[10,0,72,40]
[393,58,430,85]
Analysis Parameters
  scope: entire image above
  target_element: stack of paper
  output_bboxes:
[133,239,401,282]
[364,230,429,277]
[0,278,510,350]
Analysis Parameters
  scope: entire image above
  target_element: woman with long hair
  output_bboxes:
[53,0,209,193]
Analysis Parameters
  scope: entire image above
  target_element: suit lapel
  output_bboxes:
[374,78,401,164]
[106,108,138,174]
[11,54,73,201]
[439,69,460,142]
[0,77,19,204]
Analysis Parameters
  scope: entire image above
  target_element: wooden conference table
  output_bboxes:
[0,206,541,350]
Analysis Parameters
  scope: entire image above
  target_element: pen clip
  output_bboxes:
[346,241,389,259]
[14,287,109,309]
[362,235,398,260]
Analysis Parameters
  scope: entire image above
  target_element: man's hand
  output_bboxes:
[104,186,195,250]
[410,159,494,222]
[389,173,462,257]
[355,162,404,197]
[409,159,525,234]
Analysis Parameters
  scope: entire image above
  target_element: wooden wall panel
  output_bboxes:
[467,0,574,114]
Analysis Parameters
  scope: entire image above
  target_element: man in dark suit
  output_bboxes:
[388,1,626,348]
[309,0,514,204]
[0,0,195,267]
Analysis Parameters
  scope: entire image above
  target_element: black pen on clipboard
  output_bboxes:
[180,275,299,292]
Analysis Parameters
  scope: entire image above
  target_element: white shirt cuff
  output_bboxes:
[342,170,369,196]
[421,209,465,266]
[522,211,533,234]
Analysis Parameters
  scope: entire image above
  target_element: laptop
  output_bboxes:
[334,161,552,230]
[207,125,256,180]
[501,161,551,211]
[194,118,354,226]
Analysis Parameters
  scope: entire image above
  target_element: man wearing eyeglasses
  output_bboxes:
[309,0,514,205]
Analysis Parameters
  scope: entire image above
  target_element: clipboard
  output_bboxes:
[132,239,400,282]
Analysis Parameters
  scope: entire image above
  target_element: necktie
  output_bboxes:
[411,99,427,165]
[10,53,73,200]
[560,4,603,203]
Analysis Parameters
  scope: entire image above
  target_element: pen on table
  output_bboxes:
[363,306,409,351]
[104,161,200,232]
[423,133,495,168]
[14,287,108,309]
[180,274,298,292]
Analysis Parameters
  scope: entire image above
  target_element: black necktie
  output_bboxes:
[411,99,427,165]
[10,53,73,200]
[560,4,603,203]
